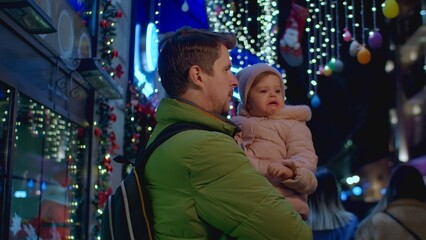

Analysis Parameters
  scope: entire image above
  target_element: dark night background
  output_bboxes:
[155,0,426,176]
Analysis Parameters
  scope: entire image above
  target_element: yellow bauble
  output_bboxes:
[383,0,399,19]
[323,66,333,76]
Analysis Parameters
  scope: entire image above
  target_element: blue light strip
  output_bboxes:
[145,22,158,72]
[134,24,154,97]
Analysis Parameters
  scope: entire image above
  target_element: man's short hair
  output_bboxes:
[158,27,237,98]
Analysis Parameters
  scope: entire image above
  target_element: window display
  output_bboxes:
[9,94,86,240]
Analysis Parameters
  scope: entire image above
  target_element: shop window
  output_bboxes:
[9,94,86,240]
[0,84,12,238]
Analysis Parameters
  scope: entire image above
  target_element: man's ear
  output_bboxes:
[188,65,204,88]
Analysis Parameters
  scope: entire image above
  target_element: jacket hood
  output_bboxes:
[236,63,284,115]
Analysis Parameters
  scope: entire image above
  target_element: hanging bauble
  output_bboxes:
[343,28,352,42]
[317,65,324,75]
[382,0,399,19]
[94,127,102,137]
[100,19,108,28]
[311,94,321,108]
[328,59,336,71]
[368,31,383,49]
[109,113,117,122]
[357,46,371,64]
[181,0,189,12]
[323,65,333,77]
[349,40,361,57]
[115,64,124,78]
[103,156,111,164]
[78,127,85,138]
[334,59,344,72]
[98,191,108,206]
[112,49,119,58]
[116,10,123,18]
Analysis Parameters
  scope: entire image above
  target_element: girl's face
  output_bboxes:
[246,74,284,117]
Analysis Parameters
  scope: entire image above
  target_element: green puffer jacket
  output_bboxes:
[145,98,312,240]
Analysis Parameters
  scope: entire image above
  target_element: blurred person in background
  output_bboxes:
[307,167,358,240]
[355,164,426,240]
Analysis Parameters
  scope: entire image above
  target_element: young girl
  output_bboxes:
[232,63,318,220]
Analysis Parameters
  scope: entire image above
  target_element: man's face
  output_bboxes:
[246,74,284,117]
[204,45,238,115]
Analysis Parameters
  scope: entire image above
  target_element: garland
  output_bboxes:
[123,81,157,175]
[82,1,158,238]
[99,0,123,79]
[92,98,118,238]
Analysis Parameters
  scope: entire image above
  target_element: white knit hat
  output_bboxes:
[236,63,284,115]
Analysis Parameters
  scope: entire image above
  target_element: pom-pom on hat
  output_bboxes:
[236,63,284,115]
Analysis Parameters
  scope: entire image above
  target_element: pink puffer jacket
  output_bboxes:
[232,105,318,220]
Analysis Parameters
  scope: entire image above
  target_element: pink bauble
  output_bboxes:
[343,28,352,42]
[318,65,324,75]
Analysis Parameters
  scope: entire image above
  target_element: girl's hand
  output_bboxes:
[267,162,295,180]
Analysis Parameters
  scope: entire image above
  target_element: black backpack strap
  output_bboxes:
[134,122,210,168]
[114,123,209,166]
[126,122,211,239]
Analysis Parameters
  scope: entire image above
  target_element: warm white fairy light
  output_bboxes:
[360,0,366,44]
[351,0,357,39]
[307,0,321,97]
[207,0,280,66]
[344,1,349,30]
[149,0,162,93]
[335,0,341,60]
[322,1,331,64]
[307,0,314,96]
[372,0,377,30]
[329,2,336,56]
[317,0,325,69]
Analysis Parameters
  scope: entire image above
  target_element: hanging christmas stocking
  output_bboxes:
[279,2,308,67]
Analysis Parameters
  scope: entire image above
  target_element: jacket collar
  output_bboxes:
[155,98,240,137]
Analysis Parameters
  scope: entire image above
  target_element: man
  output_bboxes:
[145,26,312,239]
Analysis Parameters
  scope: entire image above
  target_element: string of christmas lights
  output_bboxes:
[92,98,118,239]
[206,0,280,67]
[99,0,123,79]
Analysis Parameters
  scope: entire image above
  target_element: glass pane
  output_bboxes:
[0,84,12,239]
[9,95,86,240]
